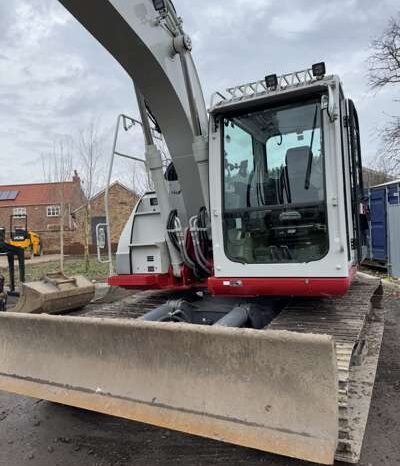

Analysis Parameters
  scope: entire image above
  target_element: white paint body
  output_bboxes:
[59,1,359,282]
[208,77,357,278]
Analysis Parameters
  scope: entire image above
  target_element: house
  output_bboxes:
[0,171,85,253]
[68,181,139,254]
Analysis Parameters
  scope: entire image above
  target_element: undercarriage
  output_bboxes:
[0,274,383,464]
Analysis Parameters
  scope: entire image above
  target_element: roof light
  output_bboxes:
[265,74,278,90]
[152,0,167,12]
[312,62,326,78]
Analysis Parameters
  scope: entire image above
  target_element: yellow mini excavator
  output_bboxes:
[8,214,42,258]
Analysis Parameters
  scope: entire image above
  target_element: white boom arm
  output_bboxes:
[58,0,209,218]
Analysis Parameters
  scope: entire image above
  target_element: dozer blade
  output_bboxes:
[0,313,338,464]
[12,273,95,314]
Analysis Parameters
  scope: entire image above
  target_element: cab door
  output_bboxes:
[346,99,366,264]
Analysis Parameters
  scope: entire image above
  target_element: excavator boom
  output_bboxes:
[58,0,209,218]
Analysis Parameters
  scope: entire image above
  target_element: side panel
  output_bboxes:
[208,274,354,297]
[0,313,338,465]
[387,183,399,205]
[115,210,135,275]
[388,204,400,278]
[370,188,387,262]
[387,183,400,278]
[339,96,355,264]
[116,194,170,275]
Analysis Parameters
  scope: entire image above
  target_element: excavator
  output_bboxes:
[0,1,384,464]
[8,214,42,258]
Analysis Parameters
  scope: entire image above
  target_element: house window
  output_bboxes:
[13,207,26,218]
[47,205,60,217]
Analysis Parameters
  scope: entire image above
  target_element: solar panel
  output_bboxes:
[0,191,19,201]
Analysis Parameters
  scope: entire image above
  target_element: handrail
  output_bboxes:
[100,114,147,275]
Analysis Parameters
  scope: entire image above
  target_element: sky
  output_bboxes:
[0,0,399,185]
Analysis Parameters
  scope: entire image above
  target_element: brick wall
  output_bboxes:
[0,204,75,234]
[68,183,139,254]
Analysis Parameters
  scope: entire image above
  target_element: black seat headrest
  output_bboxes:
[285,146,311,174]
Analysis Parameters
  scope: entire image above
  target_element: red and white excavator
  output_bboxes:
[0,1,384,464]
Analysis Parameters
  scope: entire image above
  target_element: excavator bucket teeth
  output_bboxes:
[0,313,338,465]
[12,273,95,314]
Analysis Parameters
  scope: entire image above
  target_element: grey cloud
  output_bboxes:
[0,0,399,183]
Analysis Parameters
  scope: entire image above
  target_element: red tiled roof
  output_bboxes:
[0,181,81,207]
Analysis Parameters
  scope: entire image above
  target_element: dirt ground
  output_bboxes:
[0,293,399,466]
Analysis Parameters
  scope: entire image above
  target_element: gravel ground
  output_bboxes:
[0,292,399,466]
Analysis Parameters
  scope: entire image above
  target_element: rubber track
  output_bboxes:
[268,276,381,462]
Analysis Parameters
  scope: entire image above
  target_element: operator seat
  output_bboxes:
[285,146,318,203]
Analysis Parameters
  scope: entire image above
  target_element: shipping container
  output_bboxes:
[367,180,400,278]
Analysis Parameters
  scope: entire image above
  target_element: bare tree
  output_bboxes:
[363,159,394,187]
[76,118,106,271]
[368,15,400,89]
[379,117,400,173]
[368,13,400,174]
[116,159,152,195]
[41,138,73,272]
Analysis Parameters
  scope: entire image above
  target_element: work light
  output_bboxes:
[265,74,278,90]
[312,62,326,78]
[152,0,166,12]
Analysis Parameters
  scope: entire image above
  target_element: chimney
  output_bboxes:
[72,170,80,184]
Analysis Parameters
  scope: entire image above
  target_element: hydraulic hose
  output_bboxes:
[189,216,211,275]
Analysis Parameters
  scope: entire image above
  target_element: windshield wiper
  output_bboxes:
[304,105,319,190]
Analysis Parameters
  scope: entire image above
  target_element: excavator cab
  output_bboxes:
[209,69,366,296]
[10,216,29,242]
[9,214,42,257]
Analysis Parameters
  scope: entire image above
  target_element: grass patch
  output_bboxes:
[1,256,109,286]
